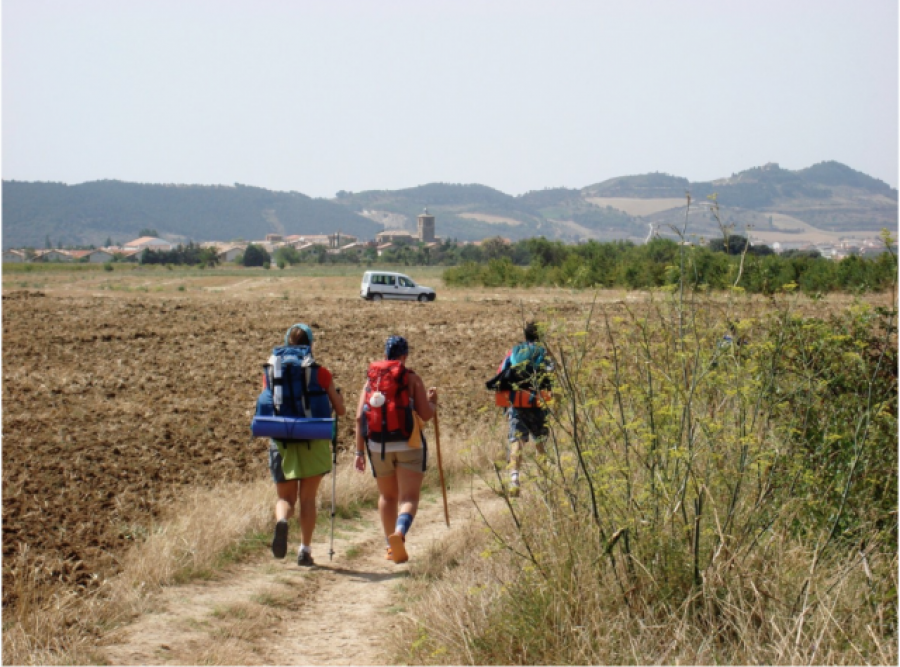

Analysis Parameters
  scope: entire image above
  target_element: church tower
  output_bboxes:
[417,208,436,243]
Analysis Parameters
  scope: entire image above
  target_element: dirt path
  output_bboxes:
[101,479,500,666]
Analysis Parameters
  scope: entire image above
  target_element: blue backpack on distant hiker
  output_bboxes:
[486,341,553,408]
[251,327,334,442]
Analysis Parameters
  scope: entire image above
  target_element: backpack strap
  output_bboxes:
[301,365,311,417]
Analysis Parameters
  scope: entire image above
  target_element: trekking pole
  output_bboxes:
[329,398,339,561]
[433,407,450,527]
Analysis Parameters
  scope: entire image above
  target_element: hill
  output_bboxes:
[627,162,898,243]
[2,161,895,249]
[1,180,381,249]
[334,161,896,244]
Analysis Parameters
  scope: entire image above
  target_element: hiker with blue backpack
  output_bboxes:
[254,323,346,566]
[485,321,554,496]
[353,335,438,564]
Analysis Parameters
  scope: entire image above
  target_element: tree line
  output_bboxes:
[441,236,897,295]
[126,233,897,296]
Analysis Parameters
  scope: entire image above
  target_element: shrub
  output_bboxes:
[397,288,898,664]
[242,244,270,267]
[443,262,484,287]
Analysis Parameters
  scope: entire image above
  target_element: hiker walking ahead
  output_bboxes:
[354,335,438,564]
[486,321,554,496]
[264,324,345,566]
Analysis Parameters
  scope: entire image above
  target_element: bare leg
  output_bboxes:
[272,480,298,558]
[275,481,298,521]
[376,474,400,539]
[297,474,324,547]
[395,466,424,520]
[509,437,527,473]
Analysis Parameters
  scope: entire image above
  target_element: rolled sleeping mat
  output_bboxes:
[251,416,335,441]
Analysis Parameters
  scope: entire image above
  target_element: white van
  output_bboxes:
[360,271,436,302]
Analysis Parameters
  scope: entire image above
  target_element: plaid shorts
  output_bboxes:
[507,408,549,443]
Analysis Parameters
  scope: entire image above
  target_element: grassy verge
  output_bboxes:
[389,287,898,664]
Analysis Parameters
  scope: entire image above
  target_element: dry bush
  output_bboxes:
[388,289,898,665]
[394,490,898,665]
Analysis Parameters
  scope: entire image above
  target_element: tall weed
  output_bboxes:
[395,287,897,664]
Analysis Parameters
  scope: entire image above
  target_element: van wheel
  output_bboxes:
[372,294,383,302]
[417,294,428,302]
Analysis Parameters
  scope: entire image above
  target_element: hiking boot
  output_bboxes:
[385,547,394,560]
[297,548,315,567]
[272,520,289,559]
[388,532,408,564]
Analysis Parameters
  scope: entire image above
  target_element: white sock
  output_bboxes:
[299,544,311,554]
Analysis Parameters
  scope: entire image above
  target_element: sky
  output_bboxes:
[3,0,898,199]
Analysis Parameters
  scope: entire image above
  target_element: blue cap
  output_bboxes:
[385,335,408,360]
[284,323,313,346]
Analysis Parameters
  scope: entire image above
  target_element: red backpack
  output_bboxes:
[364,360,414,458]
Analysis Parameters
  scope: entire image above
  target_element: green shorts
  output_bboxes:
[269,439,332,482]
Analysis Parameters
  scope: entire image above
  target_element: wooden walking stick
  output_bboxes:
[329,405,338,561]
[433,407,450,527]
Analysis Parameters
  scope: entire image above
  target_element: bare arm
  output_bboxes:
[326,382,346,417]
[354,383,368,451]
[353,383,369,472]
[409,373,438,422]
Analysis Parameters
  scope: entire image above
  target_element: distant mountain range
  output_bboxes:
[3,161,896,249]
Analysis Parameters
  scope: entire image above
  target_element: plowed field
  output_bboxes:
[2,272,590,611]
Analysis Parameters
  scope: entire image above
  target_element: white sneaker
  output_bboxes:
[509,472,520,497]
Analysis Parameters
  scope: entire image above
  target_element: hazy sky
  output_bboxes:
[3,0,897,198]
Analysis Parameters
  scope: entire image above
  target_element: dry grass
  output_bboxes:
[2,433,475,666]
[3,480,274,665]
[391,489,899,665]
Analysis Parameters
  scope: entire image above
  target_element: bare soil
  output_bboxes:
[2,273,583,611]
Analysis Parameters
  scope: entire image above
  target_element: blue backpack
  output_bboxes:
[509,342,546,370]
[485,342,552,395]
[252,345,334,441]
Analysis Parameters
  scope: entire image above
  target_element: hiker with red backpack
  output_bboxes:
[353,335,438,564]
[256,323,346,567]
[486,321,554,496]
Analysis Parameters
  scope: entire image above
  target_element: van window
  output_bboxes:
[385,275,396,286]
[399,277,413,287]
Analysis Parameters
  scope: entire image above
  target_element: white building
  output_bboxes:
[2,249,26,263]
[217,246,245,262]
[123,236,175,251]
